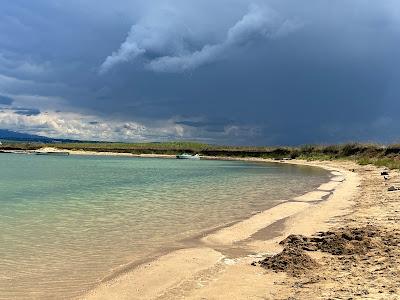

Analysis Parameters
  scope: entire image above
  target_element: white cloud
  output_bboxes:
[0,107,261,143]
[99,42,146,75]
[99,5,196,74]
[147,44,223,73]
[0,107,212,141]
[100,4,300,73]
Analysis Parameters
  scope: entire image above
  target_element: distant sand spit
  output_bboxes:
[37,147,176,158]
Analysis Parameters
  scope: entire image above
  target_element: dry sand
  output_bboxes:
[258,162,400,300]
[77,156,400,300]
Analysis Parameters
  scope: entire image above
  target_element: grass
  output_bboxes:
[357,157,400,170]
[1,141,399,170]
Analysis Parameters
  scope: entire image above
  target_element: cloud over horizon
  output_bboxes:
[0,108,260,143]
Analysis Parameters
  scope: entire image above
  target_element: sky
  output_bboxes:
[0,0,399,145]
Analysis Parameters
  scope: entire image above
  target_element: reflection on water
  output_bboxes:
[0,154,329,299]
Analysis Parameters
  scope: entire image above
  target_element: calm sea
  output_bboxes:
[0,154,329,299]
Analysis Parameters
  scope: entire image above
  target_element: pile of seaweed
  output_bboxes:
[254,226,398,276]
[252,246,319,276]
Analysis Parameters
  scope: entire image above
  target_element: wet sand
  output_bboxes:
[79,158,384,300]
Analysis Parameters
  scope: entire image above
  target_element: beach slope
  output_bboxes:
[80,158,400,300]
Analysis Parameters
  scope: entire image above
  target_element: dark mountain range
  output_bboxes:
[0,129,81,143]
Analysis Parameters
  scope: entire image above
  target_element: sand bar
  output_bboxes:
[317,180,341,191]
[201,201,311,246]
[293,190,331,202]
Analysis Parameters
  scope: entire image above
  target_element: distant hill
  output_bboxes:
[0,129,81,143]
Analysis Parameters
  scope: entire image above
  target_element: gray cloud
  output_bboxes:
[13,107,41,116]
[101,4,300,73]
[1,1,400,145]
[0,95,13,105]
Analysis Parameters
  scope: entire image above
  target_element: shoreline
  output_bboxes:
[79,155,360,300]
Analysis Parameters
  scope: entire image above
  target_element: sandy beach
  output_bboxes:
[65,155,398,300]
[4,1,398,297]
[4,148,399,298]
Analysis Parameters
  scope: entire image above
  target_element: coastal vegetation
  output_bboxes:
[1,141,399,169]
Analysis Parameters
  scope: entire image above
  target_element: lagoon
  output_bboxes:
[0,154,329,299]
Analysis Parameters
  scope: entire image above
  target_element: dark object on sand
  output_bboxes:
[388,186,400,191]
[254,226,396,276]
[35,151,70,156]
[279,226,381,256]
[254,246,318,276]
[381,171,389,176]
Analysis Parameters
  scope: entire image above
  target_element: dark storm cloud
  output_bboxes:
[13,107,41,116]
[0,0,399,144]
[0,95,13,105]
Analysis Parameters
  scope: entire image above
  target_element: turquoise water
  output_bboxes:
[0,154,329,299]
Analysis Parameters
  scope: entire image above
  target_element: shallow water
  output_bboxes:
[0,154,329,299]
